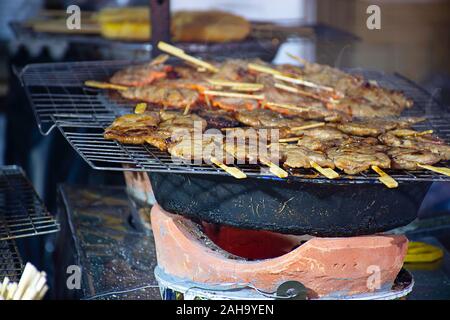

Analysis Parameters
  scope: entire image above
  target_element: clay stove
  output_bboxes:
[151,205,414,300]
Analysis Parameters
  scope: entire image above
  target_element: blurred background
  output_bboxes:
[0,0,449,297]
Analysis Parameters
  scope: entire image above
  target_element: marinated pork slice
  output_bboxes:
[224,127,290,141]
[103,113,160,144]
[327,144,391,174]
[211,97,260,112]
[212,59,258,82]
[168,135,224,163]
[235,109,305,128]
[274,144,335,169]
[387,147,441,170]
[379,129,450,160]
[110,63,171,87]
[120,85,200,108]
[298,125,349,141]
[336,117,425,137]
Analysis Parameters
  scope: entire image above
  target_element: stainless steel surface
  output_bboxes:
[18,60,450,182]
[56,184,159,300]
[56,184,450,300]
[0,238,23,282]
[0,165,60,240]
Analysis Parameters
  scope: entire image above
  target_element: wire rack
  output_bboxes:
[0,239,23,282]
[19,61,450,183]
[0,166,60,241]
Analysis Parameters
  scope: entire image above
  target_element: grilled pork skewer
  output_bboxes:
[104,111,207,151]
[103,112,161,144]
[387,147,442,170]
[272,143,339,179]
[223,139,288,178]
[234,109,324,138]
[110,59,171,87]
[379,129,450,160]
[167,135,247,179]
[336,117,426,137]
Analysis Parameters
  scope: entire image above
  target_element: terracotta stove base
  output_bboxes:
[151,204,410,299]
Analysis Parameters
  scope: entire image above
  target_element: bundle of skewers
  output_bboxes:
[84,42,450,189]
[0,263,48,300]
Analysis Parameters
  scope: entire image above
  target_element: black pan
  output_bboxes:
[149,172,431,237]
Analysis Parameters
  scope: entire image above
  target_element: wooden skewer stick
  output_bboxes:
[0,277,9,297]
[286,52,309,66]
[134,103,147,114]
[248,63,283,76]
[13,262,37,300]
[310,161,340,179]
[183,103,193,115]
[371,165,398,188]
[149,54,170,66]
[274,82,339,104]
[290,122,326,131]
[265,101,312,112]
[248,62,341,96]
[207,79,264,90]
[259,156,289,178]
[210,156,247,179]
[158,41,219,73]
[417,164,450,177]
[84,80,128,91]
[279,136,304,143]
[36,285,49,300]
[274,73,336,93]
[6,283,17,300]
[395,130,434,137]
[203,90,265,100]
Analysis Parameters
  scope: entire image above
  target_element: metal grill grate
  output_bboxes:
[0,166,60,240]
[0,239,23,282]
[19,61,450,183]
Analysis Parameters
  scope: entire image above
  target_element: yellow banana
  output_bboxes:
[405,241,443,263]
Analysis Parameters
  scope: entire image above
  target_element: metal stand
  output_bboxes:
[150,0,171,57]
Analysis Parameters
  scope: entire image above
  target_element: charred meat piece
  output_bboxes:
[262,87,326,116]
[387,147,441,170]
[331,97,402,118]
[158,112,207,136]
[274,144,334,169]
[327,143,391,174]
[120,85,200,109]
[105,111,206,151]
[197,108,240,128]
[379,129,450,160]
[235,109,305,128]
[104,113,160,144]
[224,127,290,141]
[110,63,171,87]
[296,61,412,112]
[212,59,258,82]
[336,117,425,137]
[211,97,260,112]
[167,135,224,163]
[296,132,378,152]
[223,140,261,164]
[299,125,349,141]
[345,83,413,112]
[146,113,207,151]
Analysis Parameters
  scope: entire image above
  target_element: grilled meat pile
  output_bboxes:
[102,58,449,177]
[104,109,448,176]
[109,58,413,120]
